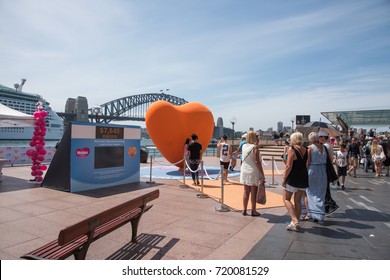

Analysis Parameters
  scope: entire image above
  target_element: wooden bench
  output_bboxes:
[21,189,159,260]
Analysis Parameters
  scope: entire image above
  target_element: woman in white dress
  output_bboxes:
[371,140,384,177]
[240,131,265,216]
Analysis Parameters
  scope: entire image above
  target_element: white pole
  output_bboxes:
[197,160,208,198]
[146,155,155,184]
[215,165,230,211]
[267,156,278,187]
[180,157,188,189]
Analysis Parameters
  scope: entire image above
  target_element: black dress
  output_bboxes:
[286,146,309,189]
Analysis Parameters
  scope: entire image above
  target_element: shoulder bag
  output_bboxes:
[323,145,338,183]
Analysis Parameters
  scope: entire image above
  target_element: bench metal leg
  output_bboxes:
[74,246,89,260]
[130,216,142,243]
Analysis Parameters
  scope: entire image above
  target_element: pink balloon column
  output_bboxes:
[26,101,48,182]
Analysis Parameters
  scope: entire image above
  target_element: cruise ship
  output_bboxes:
[0,79,64,140]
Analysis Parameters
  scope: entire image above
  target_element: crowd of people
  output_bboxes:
[184,128,390,233]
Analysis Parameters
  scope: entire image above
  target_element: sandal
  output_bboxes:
[251,211,260,216]
[301,215,310,221]
[286,222,299,232]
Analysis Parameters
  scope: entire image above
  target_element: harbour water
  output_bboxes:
[141,138,217,158]
[0,139,218,164]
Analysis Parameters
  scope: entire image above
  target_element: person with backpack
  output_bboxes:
[347,137,361,177]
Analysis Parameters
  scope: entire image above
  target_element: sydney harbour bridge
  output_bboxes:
[57,92,188,124]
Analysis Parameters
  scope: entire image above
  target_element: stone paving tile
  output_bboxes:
[6,216,63,237]
[0,206,30,223]
[0,226,38,250]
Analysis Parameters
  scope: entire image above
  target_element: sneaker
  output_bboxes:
[326,205,340,216]
[286,222,299,232]
[341,185,345,190]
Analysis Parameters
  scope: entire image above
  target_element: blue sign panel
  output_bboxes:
[69,122,141,192]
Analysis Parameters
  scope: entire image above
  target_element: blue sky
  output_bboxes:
[1,0,389,132]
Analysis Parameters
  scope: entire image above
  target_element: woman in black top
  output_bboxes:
[282,132,309,231]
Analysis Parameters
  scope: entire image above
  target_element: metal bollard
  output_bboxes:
[215,165,230,212]
[197,160,208,198]
[266,156,278,187]
[180,157,189,189]
[146,155,155,184]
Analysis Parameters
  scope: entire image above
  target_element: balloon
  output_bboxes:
[29,106,48,179]
[145,101,214,170]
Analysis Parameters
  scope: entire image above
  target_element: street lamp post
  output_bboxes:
[230,116,237,148]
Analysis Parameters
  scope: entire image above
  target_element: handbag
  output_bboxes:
[323,145,338,183]
[256,180,266,205]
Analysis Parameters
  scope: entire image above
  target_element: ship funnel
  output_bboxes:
[14,79,26,92]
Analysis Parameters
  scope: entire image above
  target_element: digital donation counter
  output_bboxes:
[42,122,141,192]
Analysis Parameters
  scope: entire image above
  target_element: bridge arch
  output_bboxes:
[90,93,188,123]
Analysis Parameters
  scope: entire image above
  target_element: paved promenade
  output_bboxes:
[0,156,389,260]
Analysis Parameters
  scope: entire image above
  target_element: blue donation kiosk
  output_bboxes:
[42,122,141,192]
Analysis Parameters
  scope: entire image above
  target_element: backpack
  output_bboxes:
[363,145,370,156]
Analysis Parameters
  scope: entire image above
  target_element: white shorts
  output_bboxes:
[285,183,307,193]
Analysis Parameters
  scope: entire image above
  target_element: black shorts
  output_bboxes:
[338,166,347,176]
[220,161,230,170]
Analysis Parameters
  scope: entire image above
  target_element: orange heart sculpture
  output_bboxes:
[145,101,214,170]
